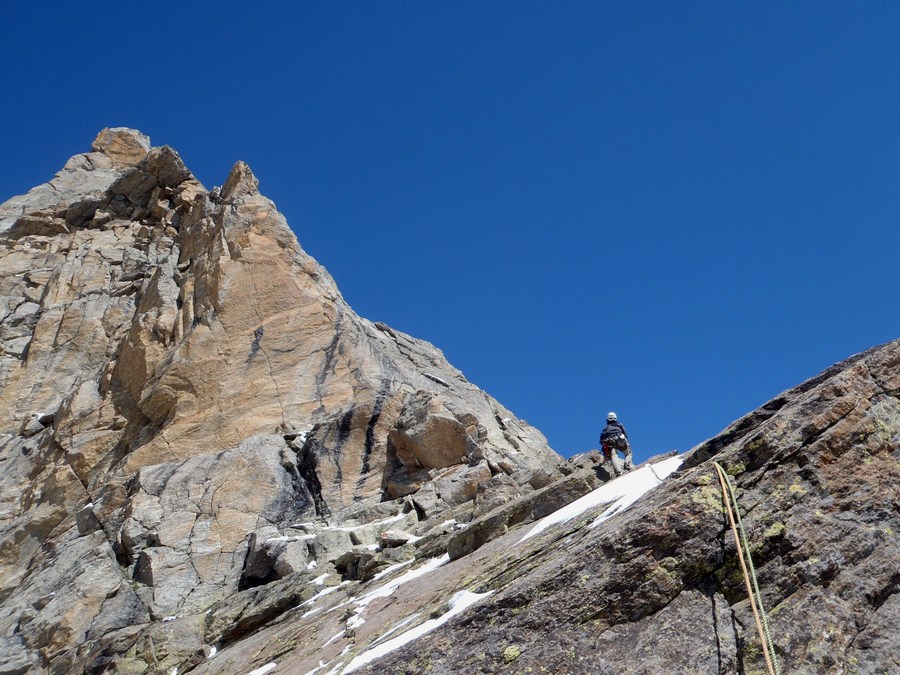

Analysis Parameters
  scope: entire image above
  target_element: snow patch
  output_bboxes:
[347,607,366,630]
[371,558,415,581]
[265,535,305,543]
[332,555,449,642]
[423,372,450,387]
[247,664,277,675]
[207,646,217,659]
[322,512,407,533]
[518,456,683,544]
[300,582,349,615]
[356,554,449,607]
[341,590,493,673]
[369,613,420,646]
[323,630,346,647]
[312,573,330,586]
[303,661,328,675]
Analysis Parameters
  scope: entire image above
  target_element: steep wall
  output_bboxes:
[0,129,560,673]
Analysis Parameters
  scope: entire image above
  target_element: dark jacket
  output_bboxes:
[600,421,628,447]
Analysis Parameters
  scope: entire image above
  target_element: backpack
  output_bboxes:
[600,423,628,451]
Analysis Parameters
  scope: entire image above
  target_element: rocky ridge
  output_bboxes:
[0,129,561,673]
[182,339,898,675]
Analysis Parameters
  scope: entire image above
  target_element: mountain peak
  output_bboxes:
[90,127,151,166]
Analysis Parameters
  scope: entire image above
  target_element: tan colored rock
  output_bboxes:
[91,127,151,166]
[0,128,561,671]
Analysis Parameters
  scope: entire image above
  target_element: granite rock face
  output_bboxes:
[0,129,560,673]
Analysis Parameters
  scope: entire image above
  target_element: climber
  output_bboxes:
[600,412,633,475]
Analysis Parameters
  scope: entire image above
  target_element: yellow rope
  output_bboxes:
[724,468,780,675]
[712,462,780,675]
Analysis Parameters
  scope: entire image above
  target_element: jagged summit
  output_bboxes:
[0,131,896,674]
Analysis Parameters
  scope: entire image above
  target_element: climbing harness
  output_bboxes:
[712,462,781,675]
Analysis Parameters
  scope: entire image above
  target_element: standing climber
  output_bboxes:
[600,412,633,475]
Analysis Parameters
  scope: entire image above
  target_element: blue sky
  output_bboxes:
[2,3,899,461]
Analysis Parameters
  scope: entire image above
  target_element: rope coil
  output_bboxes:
[712,462,781,675]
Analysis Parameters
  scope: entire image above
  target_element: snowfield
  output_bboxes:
[341,590,494,674]
[518,455,684,543]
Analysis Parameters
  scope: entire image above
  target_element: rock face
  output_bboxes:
[0,129,560,673]
[362,339,900,675]
[1,129,897,675]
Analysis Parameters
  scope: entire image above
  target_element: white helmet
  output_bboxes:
[607,412,617,422]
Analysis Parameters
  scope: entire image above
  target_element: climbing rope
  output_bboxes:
[712,461,781,675]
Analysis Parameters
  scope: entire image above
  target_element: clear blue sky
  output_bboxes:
[3,3,899,462]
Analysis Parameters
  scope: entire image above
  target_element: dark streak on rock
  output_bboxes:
[248,326,264,361]
[360,381,390,478]
[294,437,329,519]
[336,409,354,448]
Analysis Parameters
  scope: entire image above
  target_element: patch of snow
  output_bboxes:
[439,519,457,528]
[346,607,366,630]
[518,456,683,544]
[247,664,277,675]
[207,646,217,659]
[307,560,318,570]
[301,606,323,619]
[300,582,348,613]
[332,555,449,639]
[303,660,328,675]
[369,613,420,646]
[162,615,177,622]
[323,630,346,647]
[265,535,304,544]
[341,590,493,673]
[355,554,449,607]
[423,372,450,387]
[312,573,330,586]
[322,512,407,533]
[370,558,414,581]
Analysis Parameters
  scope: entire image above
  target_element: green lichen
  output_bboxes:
[645,565,679,588]
[694,473,713,486]
[726,461,747,476]
[691,485,724,513]
[503,645,521,663]
[763,522,785,539]
[659,556,679,571]
[789,482,808,496]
